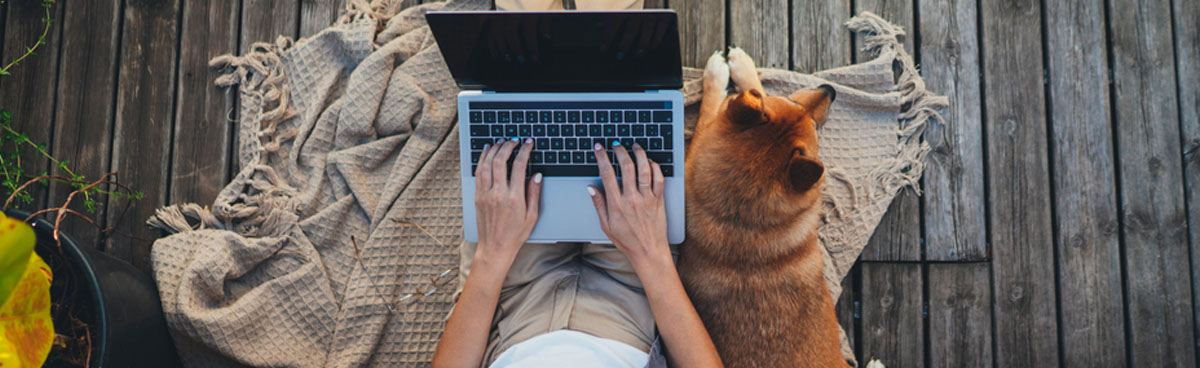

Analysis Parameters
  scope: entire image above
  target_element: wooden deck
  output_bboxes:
[0,0,1196,366]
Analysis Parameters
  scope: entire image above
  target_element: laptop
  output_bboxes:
[427,10,685,244]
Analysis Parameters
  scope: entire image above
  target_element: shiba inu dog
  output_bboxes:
[678,47,848,367]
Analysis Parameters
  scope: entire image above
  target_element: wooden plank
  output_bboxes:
[171,0,240,208]
[1108,0,1194,366]
[979,0,1061,366]
[1175,0,1200,362]
[857,0,919,262]
[643,0,666,9]
[47,0,121,248]
[300,0,341,38]
[917,0,986,261]
[728,0,788,69]
[235,0,299,177]
[670,0,723,68]
[1044,1,1126,365]
[790,0,850,73]
[109,0,181,272]
[834,265,859,360]
[0,0,63,212]
[859,263,923,367]
[928,263,992,367]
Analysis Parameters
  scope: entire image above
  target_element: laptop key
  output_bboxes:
[547,125,560,136]
[470,138,489,150]
[519,125,532,136]
[590,125,603,136]
[647,151,672,164]
[624,111,637,123]
[470,111,482,123]
[577,138,591,148]
[530,151,543,164]
[471,151,481,163]
[512,111,524,123]
[610,110,623,123]
[632,124,644,136]
[572,152,586,163]
[491,125,504,136]
[526,111,538,122]
[558,152,572,163]
[565,139,578,150]
[575,125,588,136]
[539,111,552,122]
[660,165,674,177]
[586,151,597,163]
[617,125,630,136]
[536,138,549,150]
[545,152,558,163]
[635,138,649,149]
[649,138,663,150]
[470,125,488,136]
[568,111,580,122]
[533,125,546,137]
[603,125,616,136]
[498,111,510,123]
[582,111,594,122]
[646,124,658,136]
[621,138,634,147]
[484,111,496,123]
[561,125,575,137]
[638,111,651,122]
[652,110,672,122]
[505,125,519,137]
[596,111,608,123]
[551,138,564,150]
[554,111,567,123]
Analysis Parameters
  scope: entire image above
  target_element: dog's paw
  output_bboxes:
[726,47,759,88]
[703,50,730,90]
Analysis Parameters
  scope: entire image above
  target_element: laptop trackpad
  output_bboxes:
[528,178,610,243]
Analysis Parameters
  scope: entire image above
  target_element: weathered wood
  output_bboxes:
[0,0,63,212]
[979,0,1061,366]
[109,0,182,272]
[642,0,665,9]
[235,0,300,176]
[834,265,859,359]
[1044,1,1126,366]
[300,0,342,38]
[1108,0,1194,366]
[859,263,923,367]
[928,263,992,367]
[1175,0,1200,361]
[172,0,240,208]
[728,0,788,69]
[790,0,850,73]
[48,0,121,248]
[857,0,919,262]
[670,0,723,68]
[917,0,986,261]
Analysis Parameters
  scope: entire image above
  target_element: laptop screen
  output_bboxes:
[426,10,682,91]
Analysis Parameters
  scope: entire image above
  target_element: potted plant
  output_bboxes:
[0,1,179,366]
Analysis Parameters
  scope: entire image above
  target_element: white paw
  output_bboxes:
[865,359,886,368]
[726,47,758,86]
[703,50,729,90]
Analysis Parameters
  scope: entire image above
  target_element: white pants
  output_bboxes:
[495,0,644,10]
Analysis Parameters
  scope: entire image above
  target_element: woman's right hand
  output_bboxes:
[474,139,543,265]
[586,142,670,271]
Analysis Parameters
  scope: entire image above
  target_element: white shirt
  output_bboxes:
[489,329,649,368]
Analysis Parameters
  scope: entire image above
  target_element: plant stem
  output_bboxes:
[0,2,53,76]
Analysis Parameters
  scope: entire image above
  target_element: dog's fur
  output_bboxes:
[678,48,848,368]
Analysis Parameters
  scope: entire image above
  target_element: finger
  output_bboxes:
[594,142,621,198]
[476,143,493,190]
[651,161,665,199]
[614,145,636,194]
[526,172,543,221]
[491,140,518,190]
[510,138,534,193]
[587,185,610,231]
[633,143,651,195]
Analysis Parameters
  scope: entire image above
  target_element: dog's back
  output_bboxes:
[679,48,847,367]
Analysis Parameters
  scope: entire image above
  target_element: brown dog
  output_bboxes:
[678,48,847,368]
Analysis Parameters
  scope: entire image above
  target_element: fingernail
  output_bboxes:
[525,138,533,144]
[611,140,620,147]
[511,137,519,142]
[633,143,642,150]
[534,173,543,183]
[483,144,490,150]
[594,142,603,151]
[587,186,596,196]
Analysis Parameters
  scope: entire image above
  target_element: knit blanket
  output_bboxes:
[147,0,946,366]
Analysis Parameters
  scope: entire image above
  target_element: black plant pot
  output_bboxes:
[7,210,180,367]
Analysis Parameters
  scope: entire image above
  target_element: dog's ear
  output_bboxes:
[726,89,769,125]
[788,84,836,128]
[788,150,824,193]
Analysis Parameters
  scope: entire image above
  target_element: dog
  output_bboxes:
[677,47,849,368]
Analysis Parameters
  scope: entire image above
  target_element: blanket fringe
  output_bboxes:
[833,12,948,217]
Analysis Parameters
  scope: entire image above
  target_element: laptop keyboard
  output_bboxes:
[466,101,676,177]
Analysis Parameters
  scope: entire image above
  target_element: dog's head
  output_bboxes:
[687,85,835,227]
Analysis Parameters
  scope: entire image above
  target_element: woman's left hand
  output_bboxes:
[473,139,543,264]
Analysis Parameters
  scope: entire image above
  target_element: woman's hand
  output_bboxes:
[587,142,670,270]
[474,139,543,265]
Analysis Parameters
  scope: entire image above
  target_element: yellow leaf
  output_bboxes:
[0,213,36,306]
[0,252,53,368]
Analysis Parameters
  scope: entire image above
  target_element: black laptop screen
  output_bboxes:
[426,10,682,91]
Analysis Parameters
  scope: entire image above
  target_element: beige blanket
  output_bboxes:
[147,0,945,366]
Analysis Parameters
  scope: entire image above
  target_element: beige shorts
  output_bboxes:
[495,0,645,10]
[459,242,676,367]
